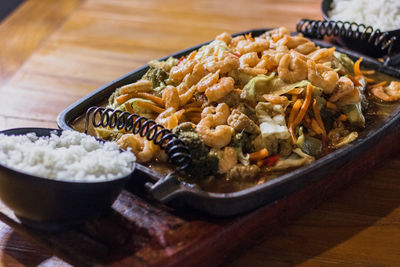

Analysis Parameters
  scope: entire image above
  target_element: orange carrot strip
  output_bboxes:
[311,119,324,135]
[249,148,269,162]
[363,76,375,83]
[288,99,303,144]
[116,93,137,105]
[312,99,326,137]
[136,100,165,113]
[326,101,338,111]
[187,50,197,61]
[292,83,313,127]
[338,114,348,121]
[137,92,164,107]
[184,107,203,113]
[354,57,363,76]
[287,87,304,95]
[372,81,388,88]
[361,70,375,75]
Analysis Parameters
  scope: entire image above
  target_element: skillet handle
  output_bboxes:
[385,53,400,67]
[147,173,190,206]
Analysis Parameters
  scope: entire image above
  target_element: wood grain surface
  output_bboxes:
[0,0,399,266]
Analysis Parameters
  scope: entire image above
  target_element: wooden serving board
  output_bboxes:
[0,126,399,267]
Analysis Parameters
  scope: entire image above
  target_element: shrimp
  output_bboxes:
[119,80,153,94]
[371,81,400,102]
[216,146,238,174]
[230,35,245,49]
[197,103,234,149]
[278,52,308,83]
[205,77,234,102]
[329,76,356,102]
[261,51,285,71]
[162,85,179,110]
[117,134,157,163]
[180,62,207,88]
[236,38,269,54]
[156,107,184,129]
[285,35,310,49]
[205,51,239,74]
[240,52,260,67]
[307,60,339,94]
[169,59,196,83]
[216,32,232,45]
[295,42,317,55]
[308,47,336,64]
[264,27,290,43]
[195,70,220,93]
[239,52,266,75]
[179,86,196,106]
[201,103,230,124]
[240,67,268,76]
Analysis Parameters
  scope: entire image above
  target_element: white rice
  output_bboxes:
[0,131,135,182]
[328,0,400,32]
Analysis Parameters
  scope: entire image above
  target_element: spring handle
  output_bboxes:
[296,19,397,56]
[84,106,192,170]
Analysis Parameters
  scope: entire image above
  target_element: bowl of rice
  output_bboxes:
[0,128,136,231]
[321,0,400,57]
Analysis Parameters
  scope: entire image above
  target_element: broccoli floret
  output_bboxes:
[173,122,219,178]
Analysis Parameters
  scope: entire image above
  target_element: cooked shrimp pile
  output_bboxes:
[98,27,397,184]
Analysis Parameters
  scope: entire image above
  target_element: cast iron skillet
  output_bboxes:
[0,128,135,231]
[57,29,400,217]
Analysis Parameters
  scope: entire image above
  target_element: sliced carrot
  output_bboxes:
[326,101,338,111]
[354,57,363,76]
[249,148,269,162]
[292,83,313,127]
[312,99,326,137]
[187,50,197,61]
[361,69,375,75]
[287,87,304,95]
[363,76,375,83]
[136,100,165,113]
[288,99,303,144]
[116,93,137,105]
[372,81,388,88]
[137,92,164,107]
[245,33,253,41]
[338,114,348,121]
[184,107,203,113]
[311,119,324,135]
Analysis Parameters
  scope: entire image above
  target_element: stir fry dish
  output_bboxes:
[95,27,400,192]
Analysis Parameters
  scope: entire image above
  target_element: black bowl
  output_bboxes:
[0,128,135,231]
[321,0,400,57]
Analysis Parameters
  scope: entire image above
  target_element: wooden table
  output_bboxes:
[0,0,399,266]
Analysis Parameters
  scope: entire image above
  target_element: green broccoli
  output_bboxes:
[173,122,219,179]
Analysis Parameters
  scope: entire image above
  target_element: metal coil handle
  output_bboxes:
[85,106,192,170]
[296,19,397,56]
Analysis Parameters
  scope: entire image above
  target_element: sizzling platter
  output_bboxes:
[58,28,400,216]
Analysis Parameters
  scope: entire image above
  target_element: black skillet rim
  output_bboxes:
[57,29,400,213]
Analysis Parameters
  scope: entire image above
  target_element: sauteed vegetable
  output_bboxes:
[95,27,400,192]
